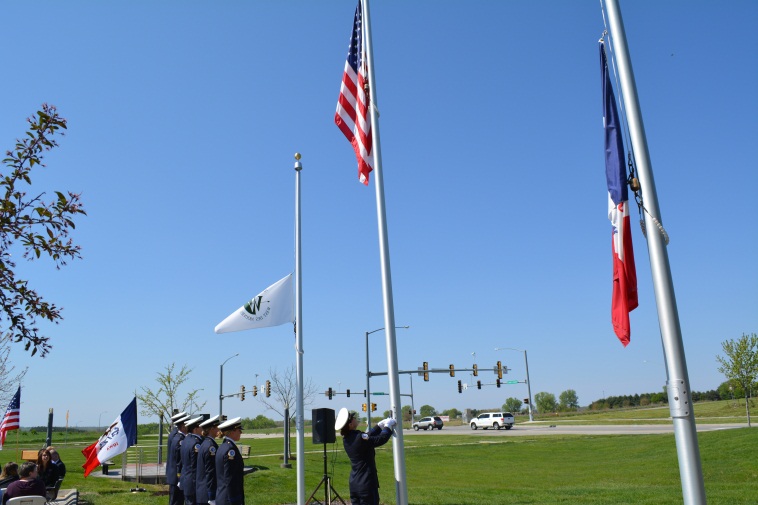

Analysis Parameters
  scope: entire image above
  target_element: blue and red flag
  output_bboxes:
[82,397,138,476]
[335,1,374,185]
[600,41,638,346]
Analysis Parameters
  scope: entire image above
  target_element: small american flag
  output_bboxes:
[0,386,20,449]
[335,1,374,185]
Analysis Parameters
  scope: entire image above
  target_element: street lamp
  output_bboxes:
[98,411,108,432]
[494,347,534,422]
[220,353,239,416]
[365,325,409,429]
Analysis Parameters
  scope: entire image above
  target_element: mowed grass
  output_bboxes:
[527,399,754,424]
[4,424,756,504]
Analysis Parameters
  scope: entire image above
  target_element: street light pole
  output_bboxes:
[98,411,107,432]
[494,347,534,422]
[365,325,409,429]
[220,353,239,417]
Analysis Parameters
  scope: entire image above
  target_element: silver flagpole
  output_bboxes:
[293,153,306,505]
[360,1,409,504]
[603,1,706,503]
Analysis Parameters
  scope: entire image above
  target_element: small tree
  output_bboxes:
[137,363,206,422]
[503,397,522,414]
[559,389,579,411]
[418,404,437,417]
[716,333,758,427]
[534,392,557,414]
[441,408,461,419]
[1,105,86,357]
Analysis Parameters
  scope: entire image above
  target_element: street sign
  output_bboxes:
[373,392,386,395]
[506,380,519,384]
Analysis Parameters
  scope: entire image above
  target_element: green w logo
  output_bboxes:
[244,296,264,315]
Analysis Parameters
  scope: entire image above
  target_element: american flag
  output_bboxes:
[0,386,21,449]
[335,1,374,185]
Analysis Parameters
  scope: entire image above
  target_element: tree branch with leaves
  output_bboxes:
[0,104,86,357]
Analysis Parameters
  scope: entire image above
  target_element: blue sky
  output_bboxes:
[2,0,756,428]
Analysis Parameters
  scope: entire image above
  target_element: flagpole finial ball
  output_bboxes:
[294,152,301,160]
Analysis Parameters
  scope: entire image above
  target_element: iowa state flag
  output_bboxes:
[82,397,138,477]
[600,41,638,347]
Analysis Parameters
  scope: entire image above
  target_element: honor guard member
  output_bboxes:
[215,416,245,505]
[167,411,188,453]
[180,416,204,505]
[167,414,190,505]
[196,415,222,505]
[336,407,395,505]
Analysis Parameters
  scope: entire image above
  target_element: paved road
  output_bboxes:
[403,422,748,436]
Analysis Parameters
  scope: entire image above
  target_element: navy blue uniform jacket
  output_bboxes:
[196,435,219,503]
[343,425,392,494]
[166,431,185,486]
[179,433,202,498]
[215,437,245,505]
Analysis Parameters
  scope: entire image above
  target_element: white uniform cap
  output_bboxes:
[185,416,204,428]
[335,408,350,431]
[200,415,222,428]
[218,416,242,431]
[171,411,188,422]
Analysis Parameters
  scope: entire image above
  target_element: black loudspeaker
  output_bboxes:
[312,408,336,444]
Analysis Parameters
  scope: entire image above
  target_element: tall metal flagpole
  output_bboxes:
[360,1,409,504]
[293,153,306,505]
[603,1,706,503]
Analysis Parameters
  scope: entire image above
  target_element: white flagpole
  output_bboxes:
[293,153,306,505]
[603,1,706,503]
[360,2,409,505]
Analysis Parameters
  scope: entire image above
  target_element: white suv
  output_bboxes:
[470,412,514,430]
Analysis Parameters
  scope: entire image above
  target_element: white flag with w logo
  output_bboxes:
[214,274,294,333]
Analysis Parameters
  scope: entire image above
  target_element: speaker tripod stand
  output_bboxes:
[306,442,346,505]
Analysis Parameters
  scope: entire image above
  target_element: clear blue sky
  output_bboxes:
[2,0,756,428]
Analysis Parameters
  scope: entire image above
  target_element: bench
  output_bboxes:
[238,445,251,458]
[102,460,114,475]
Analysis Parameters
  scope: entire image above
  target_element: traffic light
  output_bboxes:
[252,385,258,397]
[457,380,462,393]
[449,364,455,377]
[371,403,377,412]
[265,380,271,397]
[327,387,333,400]
[346,389,351,398]
[523,398,529,404]
[477,380,482,390]
[496,379,501,388]
[473,364,478,376]
[240,385,245,401]
[497,360,503,379]
[362,403,367,412]
[363,390,367,397]
[423,361,429,381]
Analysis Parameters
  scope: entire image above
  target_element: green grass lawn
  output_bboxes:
[2,408,756,504]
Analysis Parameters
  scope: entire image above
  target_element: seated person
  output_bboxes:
[1,462,46,504]
[0,462,19,488]
[36,448,59,487]
[47,447,66,480]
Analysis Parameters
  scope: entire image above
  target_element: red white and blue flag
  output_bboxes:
[601,41,638,347]
[0,386,20,450]
[335,1,374,185]
[82,397,138,477]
